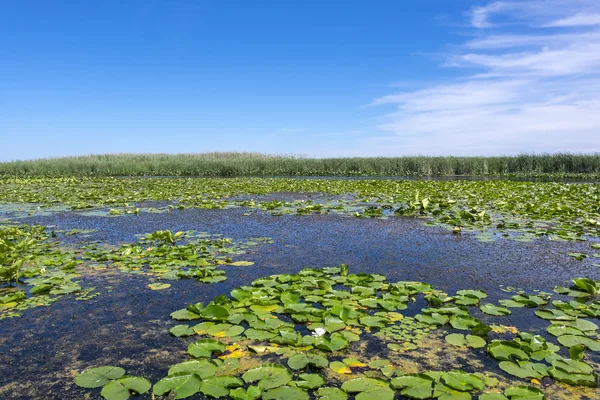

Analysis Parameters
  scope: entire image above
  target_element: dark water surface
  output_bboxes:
[1,208,599,399]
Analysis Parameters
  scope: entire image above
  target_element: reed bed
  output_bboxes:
[1,152,600,177]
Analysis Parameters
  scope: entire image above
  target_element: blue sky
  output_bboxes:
[1,0,599,161]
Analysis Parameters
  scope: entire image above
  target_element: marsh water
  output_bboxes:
[1,205,600,399]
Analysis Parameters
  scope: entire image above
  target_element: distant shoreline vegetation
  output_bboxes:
[1,152,600,178]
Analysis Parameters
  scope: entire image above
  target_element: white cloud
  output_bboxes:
[370,0,600,155]
[545,12,600,27]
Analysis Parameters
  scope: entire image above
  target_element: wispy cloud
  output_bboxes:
[545,12,600,27]
[370,0,600,155]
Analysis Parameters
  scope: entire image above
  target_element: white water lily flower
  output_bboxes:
[40,268,46,274]
[312,327,326,337]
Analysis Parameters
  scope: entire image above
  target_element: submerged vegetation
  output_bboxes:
[75,265,600,400]
[1,152,600,177]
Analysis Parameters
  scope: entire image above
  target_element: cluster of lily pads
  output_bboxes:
[74,265,600,399]
[0,224,94,319]
[1,177,598,259]
[80,229,268,283]
[0,226,268,319]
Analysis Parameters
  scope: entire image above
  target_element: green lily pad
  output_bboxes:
[449,315,480,330]
[488,341,529,361]
[390,374,435,399]
[201,305,230,321]
[479,394,509,400]
[153,372,202,399]
[199,376,243,398]
[317,387,348,400]
[557,335,600,351]
[293,373,325,389]
[343,377,391,393]
[503,385,545,400]
[443,371,485,391]
[445,333,486,348]
[170,309,201,321]
[229,261,255,266]
[262,386,309,400]
[499,361,548,379]
[75,366,126,388]
[288,352,329,370]
[230,386,262,400]
[100,376,151,400]
[170,324,196,337]
[242,364,293,390]
[148,282,171,290]
[168,359,217,379]
[188,339,226,358]
[434,383,472,400]
[480,304,512,316]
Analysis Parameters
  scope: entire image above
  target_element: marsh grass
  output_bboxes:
[1,152,600,177]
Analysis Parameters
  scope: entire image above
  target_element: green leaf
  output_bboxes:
[148,282,170,290]
[355,387,395,400]
[499,361,547,379]
[153,372,202,399]
[443,371,485,391]
[101,380,129,400]
[480,303,511,316]
[390,374,435,399]
[434,384,472,400]
[288,352,329,370]
[101,376,152,400]
[547,366,597,387]
[201,305,230,321]
[572,278,598,294]
[199,376,243,398]
[293,373,325,389]
[449,315,481,330]
[343,377,390,393]
[534,309,575,321]
[479,394,509,400]
[230,386,262,400]
[170,309,201,321]
[503,385,545,400]
[557,335,600,351]
[262,386,309,400]
[415,313,449,326]
[168,359,217,379]
[170,324,196,337]
[188,339,226,358]
[569,344,586,360]
[75,366,126,388]
[445,333,467,347]
[488,341,529,361]
[242,364,293,390]
[317,387,348,400]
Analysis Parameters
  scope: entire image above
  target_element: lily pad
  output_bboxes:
[100,376,151,400]
[188,339,226,358]
[242,364,293,390]
[390,374,435,399]
[317,387,348,400]
[148,282,171,290]
[153,372,202,399]
[288,352,329,370]
[480,304,512,316]
[168,359,217,379]
[75,366,126,388]
[557,335,600,351]
[262,386,309,400]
